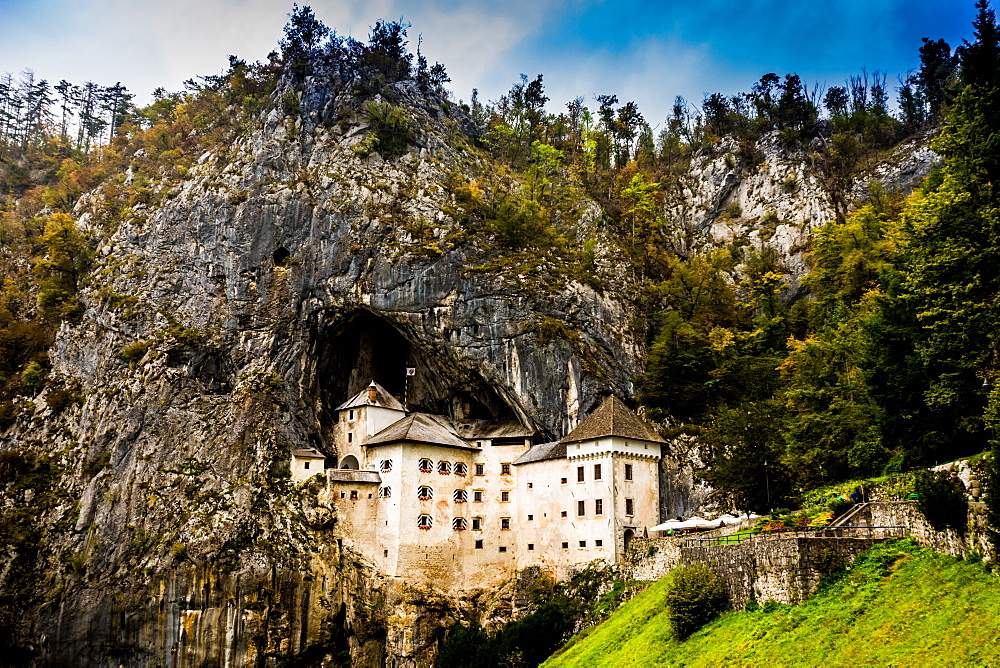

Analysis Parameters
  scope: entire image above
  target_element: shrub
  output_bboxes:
[664,564,730,639]
[82,452,111,477]
[496,600,574,666]
[435,623,491,668]
[914,470,968,534]
[120,340,154,364]
[828,497,854,518]
[363,101,415,158]
[20,361,47,390]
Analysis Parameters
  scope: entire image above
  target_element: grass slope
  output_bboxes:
[544,540,1000,666]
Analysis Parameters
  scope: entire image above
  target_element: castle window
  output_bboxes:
[561,542,569,549]
[625,498,634,515]
[475,463,485,476]
[347,432,353,443]
[579,540,587,548]
[527,514,533,521]
[527,482,533,489]
[472,517,482,531]
[499,546,507,553]
[500,518,511,530]
[594,464,602,480]
[348,409,354,421]
[500,490,510,502]
[577,500,586,516]
[453,517,467,530]
[595,539,603,547]
[379,486,391,498]
[438,461,452,475]
[475,540,483,549]
[454,462,468,476]
[577,466,585,482]
[419,458,433,473]
[595,499,604,515]
[380,459,393,472]
[350,490,358,500]
[561,510,568,518]
[417,514,433,529]
[473,490,484,502]
[304,462,310,470]
[560,477,567,484]
[501,463,511,475]
[417,486,433,500]
[625,464,633,481]
[453,489,468,503]
[528,543,534,551]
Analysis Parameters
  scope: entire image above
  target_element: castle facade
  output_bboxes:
[293,382,663,591]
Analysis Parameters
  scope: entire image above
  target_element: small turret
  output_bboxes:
[367,382,378,404]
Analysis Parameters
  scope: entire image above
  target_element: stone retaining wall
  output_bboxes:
[621,537,684,581]
[836,501,991,558]
[680,536,881,608]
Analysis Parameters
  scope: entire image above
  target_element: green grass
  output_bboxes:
[543,539,1000,667]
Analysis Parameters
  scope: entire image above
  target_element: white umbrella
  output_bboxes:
[653,516,724,531]
[677,516,720,529]
[717,515,745,526]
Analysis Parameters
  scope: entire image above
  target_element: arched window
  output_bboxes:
[380,459,393,472]
[378,486,391,498]
[417,514,433,529]
[418,458,433,473]
[453,489,468,503]
[417,486,433,500]
[438,461,451,475]
[452,517,467,530]
[454,462,468,476]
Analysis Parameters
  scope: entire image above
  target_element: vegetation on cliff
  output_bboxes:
[636,1,1000,512]
[0,2,997,663]
[545,539,1000,667]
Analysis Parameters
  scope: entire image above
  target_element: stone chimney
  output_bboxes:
[367,382,378,404]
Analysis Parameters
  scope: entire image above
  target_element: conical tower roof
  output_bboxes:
[561,395,665,444]
[335,380,405,411]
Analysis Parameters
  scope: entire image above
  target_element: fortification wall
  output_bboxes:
[839,501,991,559]
[680,536,880,608]
[621,537,684,581]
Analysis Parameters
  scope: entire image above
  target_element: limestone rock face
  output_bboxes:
[1,67,938,666]
[667,131,940,281]
[5,74,642,666]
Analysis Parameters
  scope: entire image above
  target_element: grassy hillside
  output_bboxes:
[544,539,1000,667]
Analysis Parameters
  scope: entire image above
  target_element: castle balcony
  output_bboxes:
[327,469,382,484]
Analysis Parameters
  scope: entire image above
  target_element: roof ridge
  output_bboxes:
[561,395,665,444]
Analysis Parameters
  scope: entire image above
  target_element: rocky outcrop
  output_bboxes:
[1,69,648,666]
[667,131,940,281]
[0,60,940,665]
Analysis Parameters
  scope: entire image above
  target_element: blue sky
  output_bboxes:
[0,0,975,126]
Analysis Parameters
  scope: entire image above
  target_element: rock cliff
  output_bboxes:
[0,61,940,666]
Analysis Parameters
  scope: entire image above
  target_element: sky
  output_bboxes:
[0,0,976,127]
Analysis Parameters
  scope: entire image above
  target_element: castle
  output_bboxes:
[292,381,664,591]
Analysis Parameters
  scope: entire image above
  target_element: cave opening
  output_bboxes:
[273,247,291,266]
[313,310,519,428]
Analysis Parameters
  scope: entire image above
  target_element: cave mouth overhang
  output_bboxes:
[309,307,542,436]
